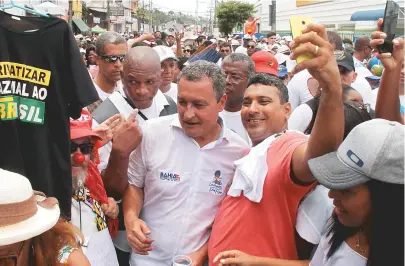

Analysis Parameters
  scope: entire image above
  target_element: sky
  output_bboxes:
[149,0,256,18]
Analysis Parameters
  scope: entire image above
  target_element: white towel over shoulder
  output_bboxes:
[228,130,305,202]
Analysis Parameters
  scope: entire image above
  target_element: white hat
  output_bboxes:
[0,169,60,246]
[275,53,290,64]
[210,39,217,44]
[85,37,91,42]
[243,34,252,39]
[153,46,178,62]
[231,39,240,45]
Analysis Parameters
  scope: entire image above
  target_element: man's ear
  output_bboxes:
[352,72,358,83]
[284,102,292,120]
[218,93,227,112]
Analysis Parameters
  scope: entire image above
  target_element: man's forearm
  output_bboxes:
[376,68,404,123]
[307,87,344,158]
[123,185,144,226]
[103,148,130,199]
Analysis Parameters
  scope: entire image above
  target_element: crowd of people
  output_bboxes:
[0,17,404,266]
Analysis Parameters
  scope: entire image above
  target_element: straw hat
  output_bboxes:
[0,169,60,245]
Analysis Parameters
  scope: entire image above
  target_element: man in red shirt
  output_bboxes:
[208,24,345,264]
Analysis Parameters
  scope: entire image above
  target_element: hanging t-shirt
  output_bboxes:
[0,12,99,218]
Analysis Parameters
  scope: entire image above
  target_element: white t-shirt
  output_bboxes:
[296,185,334,244]
[310,234,367,266]
[351,77,373,106]
[93,81,124,101]
[371,88,405,112]
[353,57,373,79]
[288,103,313,133]
[234,46,247,55]
[219,110,251,146]
[127,115,249,266]
[287,70,315,111]
[163,83,178,103]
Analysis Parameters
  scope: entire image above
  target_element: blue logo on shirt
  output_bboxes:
[209,170,223,195]
[160,172,180,182]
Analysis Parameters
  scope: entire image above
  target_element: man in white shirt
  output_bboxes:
[217,42,232,67]
[234,34,251,55]
[353,36,373,78]
[153,46,179,102]
[122,61,249,266]
[91,46,177,266]
[220,53,255,145]
[93,32,128,102]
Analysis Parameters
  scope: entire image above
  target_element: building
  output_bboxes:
[276,0,404,37]
[254,0,275,33]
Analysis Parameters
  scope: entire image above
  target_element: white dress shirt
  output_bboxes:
[127,114,249,266]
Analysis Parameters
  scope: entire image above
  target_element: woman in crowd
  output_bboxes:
[85,46,98,79]
[0,169,89,266]
[183,45,193,57]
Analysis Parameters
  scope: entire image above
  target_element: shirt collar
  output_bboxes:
[154,89,170,113]
[170,115,229,143]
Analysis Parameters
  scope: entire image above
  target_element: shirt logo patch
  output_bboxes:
[209,170,223,195]
[160,172,181,182]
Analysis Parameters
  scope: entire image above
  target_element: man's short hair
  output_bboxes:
[354,36,371,52]
[267,32,276,38]
[342,38,353,45]
[246,73,289,103]
[223,53,255,81]
[177,60,226,101]
[326,31,343,51]
[95,31,126,55]
[196,36,206,44]
[219,42,231,49]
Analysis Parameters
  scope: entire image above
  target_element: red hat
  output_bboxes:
[70,109,100,140]
[251,51,279,77]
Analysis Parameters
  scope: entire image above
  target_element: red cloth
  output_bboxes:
[86,160,118,238]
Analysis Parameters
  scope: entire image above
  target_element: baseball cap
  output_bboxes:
[335,50,355,72]
[243,34,252,40]
[251,51,279,76]
[308,119,404,190]
[153,46,178,62]
[365,75,381,81]
[278,65,288,78]
[70,109,100,140]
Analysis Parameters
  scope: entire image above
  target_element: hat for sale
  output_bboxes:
[70,109,100,140]
[0,169,60,245]
[251,51,279,76]
[153,46,178,62]
[334,50,355,72]
[308,119,404,190]
[278,65,288,78]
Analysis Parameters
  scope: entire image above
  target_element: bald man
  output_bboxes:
[353,36,373,78]
[91,46,177,266]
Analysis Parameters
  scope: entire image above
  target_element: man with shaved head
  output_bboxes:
[353,36,373,78]
[92,46,177,266]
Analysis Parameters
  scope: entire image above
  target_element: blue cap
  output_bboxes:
[365,75,381,80]
[277,65,288,77]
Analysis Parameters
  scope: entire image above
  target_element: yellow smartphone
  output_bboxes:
[290,16,313,64]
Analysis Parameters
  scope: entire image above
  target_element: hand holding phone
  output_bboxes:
[377,0,399,54]
[290,16,313,64]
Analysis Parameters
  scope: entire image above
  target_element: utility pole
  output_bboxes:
[195,0,199,34]
[68,0,73,29]
[270,0,276,32]
[107,0,111,31]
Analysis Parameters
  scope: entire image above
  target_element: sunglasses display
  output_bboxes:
[71,142,95,155]
[100,54,125,63]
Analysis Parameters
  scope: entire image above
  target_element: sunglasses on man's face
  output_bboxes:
[220,50,230,53]
[100,54,125,63]
[247,45,255,49]
[183,49,191,53]
[71,142,94,155]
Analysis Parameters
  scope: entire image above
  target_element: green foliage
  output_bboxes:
[216,1,254,35]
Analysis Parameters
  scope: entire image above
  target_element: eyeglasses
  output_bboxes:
[247,45,255,49]
[220,50,231,53]
[100,54,125,63]
[71,142,94,155]
[183,49,191,53]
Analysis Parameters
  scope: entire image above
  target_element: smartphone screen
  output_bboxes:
[382,0,399,41]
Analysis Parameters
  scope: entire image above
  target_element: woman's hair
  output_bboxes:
[304,86,371,135]
[176,56,189,71]
[326,180,404,265]
[32,219,84,265]
[85,45,96,68]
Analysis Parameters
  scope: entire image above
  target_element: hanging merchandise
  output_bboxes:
[0,10,99,219]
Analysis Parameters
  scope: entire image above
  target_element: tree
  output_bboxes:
[216,1,255,36]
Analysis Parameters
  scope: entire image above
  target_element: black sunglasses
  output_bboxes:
[220,49,230,53]
[100,54,125,63]
[247,45,255,49]
[183,49,191,52]
[71,142,94,155]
